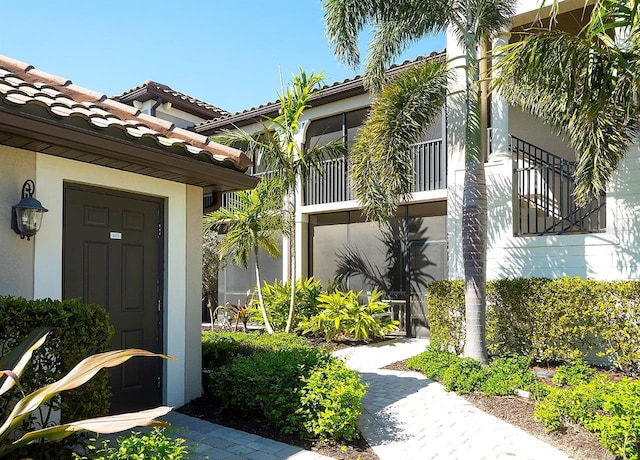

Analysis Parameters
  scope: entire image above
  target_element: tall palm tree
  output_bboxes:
[203,178,287,334]
[494,0,640,203]
[324,0,515,362]
[216,70,346,333]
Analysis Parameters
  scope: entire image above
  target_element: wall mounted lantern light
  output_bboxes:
[11,180,48,240]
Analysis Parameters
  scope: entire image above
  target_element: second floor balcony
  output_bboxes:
[303,138,446,207]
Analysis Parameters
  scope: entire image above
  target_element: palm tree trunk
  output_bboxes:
[462,32,489,364]
[254,245,274,334]
[285,197,296,333]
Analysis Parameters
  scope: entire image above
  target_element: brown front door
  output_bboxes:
[63,184,163,414]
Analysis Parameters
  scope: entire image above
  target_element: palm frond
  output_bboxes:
[364,0,451,91]
[494,26,639,201]
[351,60,450,221]
[323,0,378,68]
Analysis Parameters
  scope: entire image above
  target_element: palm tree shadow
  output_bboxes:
[334,218,435,297]
[358,370,435,444]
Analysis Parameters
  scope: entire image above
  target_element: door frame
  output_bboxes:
[34,153,205,407]
[62,182,165,408]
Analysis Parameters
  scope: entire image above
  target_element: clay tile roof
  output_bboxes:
[195,51,446,135]
[0,56,251,172]
[115,80,231,120]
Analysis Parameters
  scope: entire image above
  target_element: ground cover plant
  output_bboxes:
[77,428,192,460]
[407,345,639,459]
[200,331,367,441]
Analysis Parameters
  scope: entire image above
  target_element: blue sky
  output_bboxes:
[1,1,444,114]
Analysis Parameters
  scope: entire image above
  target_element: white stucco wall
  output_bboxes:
[446,0,639,282]
[33,154,202,407]
[0,146,37,298]
[448,146,640,281]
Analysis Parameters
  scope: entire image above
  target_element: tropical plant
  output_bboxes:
[215,70,346,333]
[260,278,323,332]
[0,328,174,458]
[204,177,287,334]
[299,288,399,341]
[324,0,516,362]
[494,0,640,202]
[214,292,259,332]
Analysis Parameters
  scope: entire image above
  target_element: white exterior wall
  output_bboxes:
[34,154,202,407]
[477,146,640,280]
[446,0,640,282]
[0,145,36,298]
[445,26,469,280]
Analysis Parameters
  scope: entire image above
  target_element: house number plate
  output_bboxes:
[110,232,122,240]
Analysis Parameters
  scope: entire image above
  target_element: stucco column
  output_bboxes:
[485,30,515,276]
[490,31,511,161]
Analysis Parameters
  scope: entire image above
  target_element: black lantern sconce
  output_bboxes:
[11,180,48,240]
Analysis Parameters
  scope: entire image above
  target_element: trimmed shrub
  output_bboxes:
[596,281,640,375]
[406,345,461,381]
[552,360,596,387]
[201,331,308,369]
[298,359,368,440]
[442,358,486,394]
[0,296,113,424]
[426,280,465,354]
[80,427,192,460]
[203,331,366,440]
[426,278,640,373]
[488,278,548,358]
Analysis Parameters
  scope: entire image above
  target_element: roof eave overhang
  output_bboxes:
[117,86,221,120]
[0,107,258,192]
[195,84,366,135]
[196,51,446,135]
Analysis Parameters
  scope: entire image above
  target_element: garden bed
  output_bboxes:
[177,395,378,460]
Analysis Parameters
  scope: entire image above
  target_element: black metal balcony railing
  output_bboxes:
[512,136,606,236]
[303,138,446,206]
[304,156,353,206]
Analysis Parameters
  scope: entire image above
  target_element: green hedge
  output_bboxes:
[427,278,640,373]
[0,296,114,424]
[202,331,366,440]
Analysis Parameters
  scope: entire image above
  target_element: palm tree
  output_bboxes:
[324,0,515,362]
[216,70,346,333]
[202,230,224,330]
[494,0,640,203]
[203,178,287,334]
